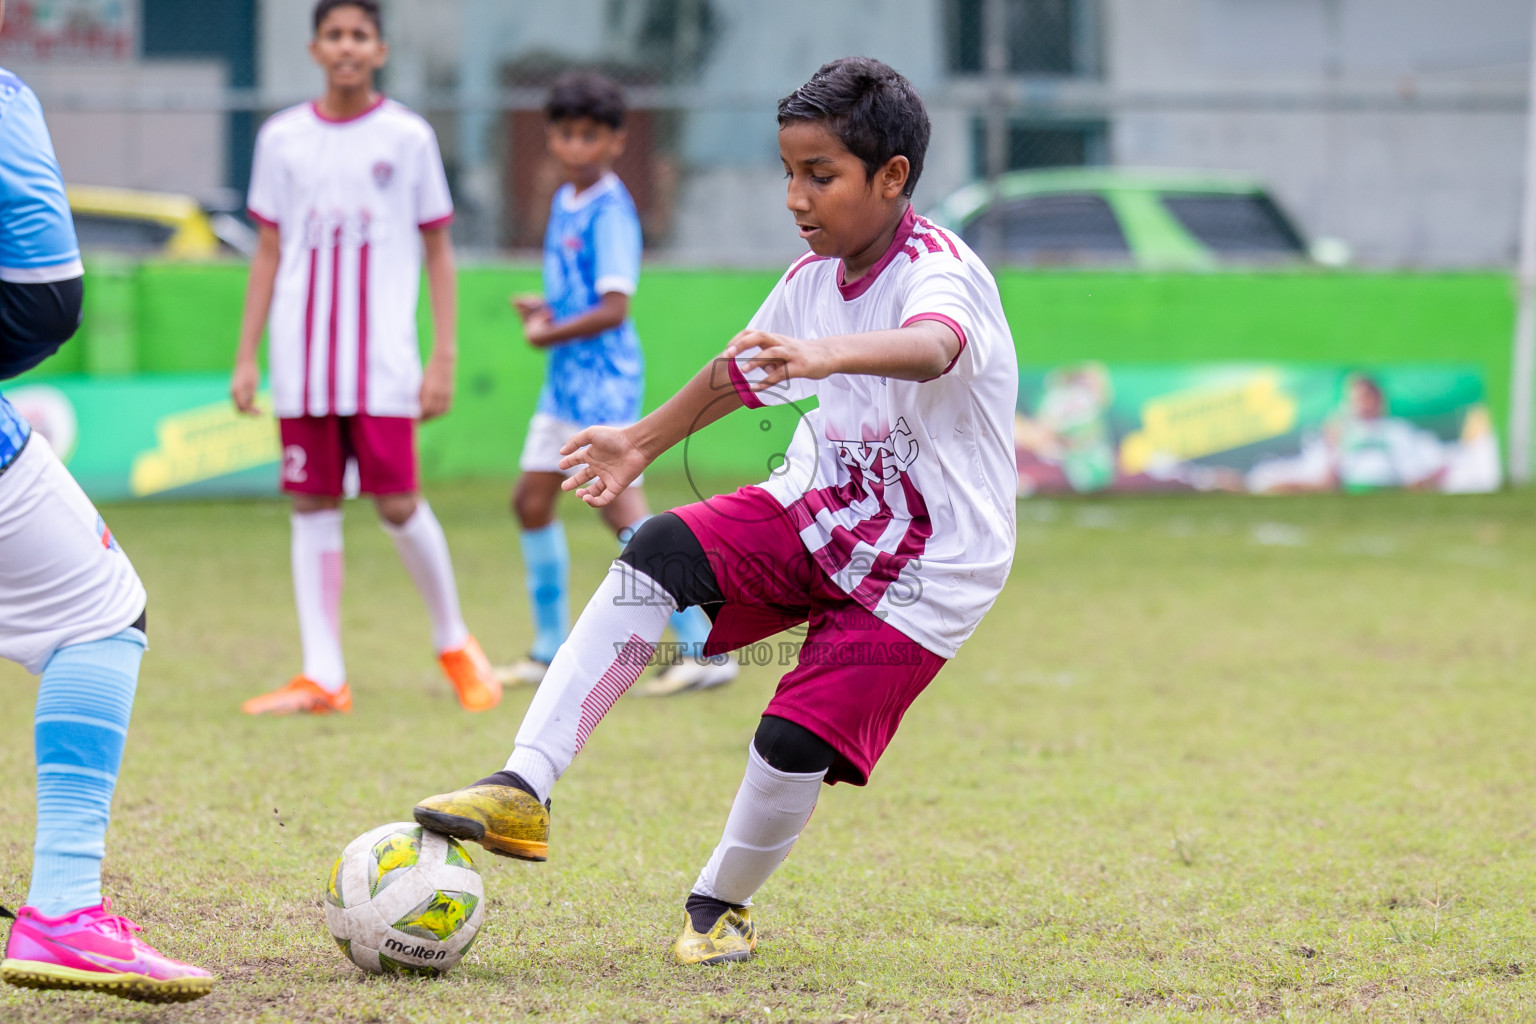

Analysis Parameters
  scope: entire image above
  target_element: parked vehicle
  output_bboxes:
[66,185,256,259]
[925,169,1349,270]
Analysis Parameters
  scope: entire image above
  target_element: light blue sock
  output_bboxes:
[668,605,714,661]
[521,522,569,664]
[620,516,713,661]
[28,627,145,918]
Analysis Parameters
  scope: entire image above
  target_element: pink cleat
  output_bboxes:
[1,901,214,1003]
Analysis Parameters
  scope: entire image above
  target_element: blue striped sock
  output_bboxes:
[521,522,569,664]
[620,516,712,660]
[27,628,144,918]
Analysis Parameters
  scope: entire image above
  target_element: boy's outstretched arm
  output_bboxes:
[558,341,752,507]
[420,225,457,419]
[557,320,960,508]
[231,223,281,414]
[728,320,961,392]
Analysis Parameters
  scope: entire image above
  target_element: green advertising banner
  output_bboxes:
[5,362,1502,502]
[1015,364,1500,497]
[4,376,281,501]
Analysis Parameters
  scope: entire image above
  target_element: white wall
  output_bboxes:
[1106,0,1530,266]
[11,59,226,195]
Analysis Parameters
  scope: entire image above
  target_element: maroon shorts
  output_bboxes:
[672,486,947,786]
[278,415,417,496]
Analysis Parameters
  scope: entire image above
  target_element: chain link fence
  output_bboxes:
[2,0,1529,268]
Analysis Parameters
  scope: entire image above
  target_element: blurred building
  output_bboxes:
[4,0,1530,267]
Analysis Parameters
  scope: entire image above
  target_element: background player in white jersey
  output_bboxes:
[412,58,1018,964]
[231,0,500,715]
[499,72,733,697]
[0,11,213,1000]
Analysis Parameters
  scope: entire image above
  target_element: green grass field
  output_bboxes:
[2,477,1535,1022]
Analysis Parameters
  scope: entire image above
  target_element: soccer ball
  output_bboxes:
[324,821,485,975]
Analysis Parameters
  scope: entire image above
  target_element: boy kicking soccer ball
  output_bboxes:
[0,19,213,1000]
[413,57,1017,963]
[499,71,731,698]
[232,0,500,715]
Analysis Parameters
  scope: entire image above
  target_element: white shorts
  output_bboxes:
[519,411,642,484]
[0,435,146,674]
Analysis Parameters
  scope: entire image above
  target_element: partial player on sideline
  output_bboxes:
[498,72,734,698]
[0,4,214,1000]
[231,0,500,715]
[413,58,1018,964]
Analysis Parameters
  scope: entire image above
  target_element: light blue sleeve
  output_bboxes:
[591,197,641,297]
[0,73,81,283]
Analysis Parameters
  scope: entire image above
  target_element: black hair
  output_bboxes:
[313,0,382,36]
[545,72,627,130]
[777,57,930,198]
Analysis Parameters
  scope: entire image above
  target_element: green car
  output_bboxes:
[925,169,1348,270]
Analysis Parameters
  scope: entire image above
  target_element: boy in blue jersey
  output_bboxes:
[501,72,735,696]
[0,16,214,1003]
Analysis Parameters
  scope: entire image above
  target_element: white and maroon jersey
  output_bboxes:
[727,208,1018,658]
[247,98,453,419]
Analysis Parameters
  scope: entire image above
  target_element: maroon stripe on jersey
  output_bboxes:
[902,313,968,379]
[357,233,370,413]
[247,208,278,230]
[784,475,873,581]
[418,213,455,232]
[726,357,766,409]
[302,244,319,414]
[326,225,342,414]
[574,634,655,755]
[851,471,932,607]
[902,243,922,263]
[917,217,963,260]
[786,252,831,282]
[916,231,943,255]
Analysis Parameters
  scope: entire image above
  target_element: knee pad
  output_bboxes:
[617,513,723,611]
[753,715,836,775]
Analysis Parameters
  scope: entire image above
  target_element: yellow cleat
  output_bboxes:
[672,907,756,965]
[413,784,549,861]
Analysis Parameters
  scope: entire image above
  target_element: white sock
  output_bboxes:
[691,744,825,906]
[504,561,673,802]
[292,509,346,692]
[382,500,469,654]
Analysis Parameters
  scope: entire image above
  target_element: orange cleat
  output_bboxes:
[240,675,352,715]
[439,635,501,712]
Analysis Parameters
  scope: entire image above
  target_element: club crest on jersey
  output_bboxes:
[95,514,120,553]
[372,161,394,188]
[829,418,921,485]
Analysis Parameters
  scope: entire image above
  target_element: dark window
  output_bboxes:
[141,0,257,194]
[1159,194,1307,258]
[70,215,176,254]
[947,0,1095,76]
[960,194,1130,264]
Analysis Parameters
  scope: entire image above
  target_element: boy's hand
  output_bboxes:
[558,425,648,507]
[420,353,454,420]
[522,308,557,347]
[510,294,547,320]
[724,328,835,391]
[230,359,262,415]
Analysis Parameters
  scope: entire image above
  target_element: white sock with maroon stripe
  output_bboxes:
[382,500,470,654]
[503,561,673,802]
[690,744,825,907]
[291,509,346,693]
